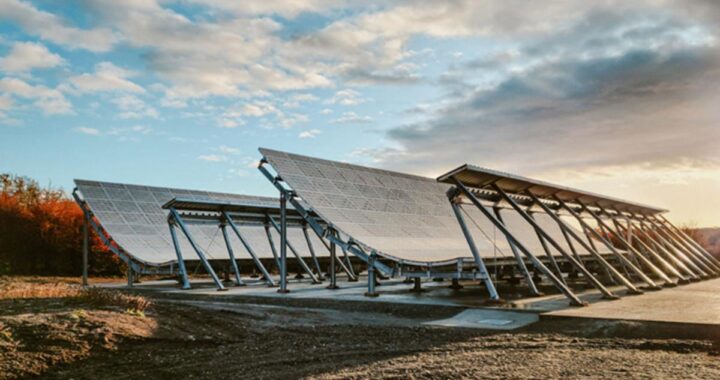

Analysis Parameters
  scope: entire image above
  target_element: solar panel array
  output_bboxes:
[75,179,327,266]
[260,148,598,264]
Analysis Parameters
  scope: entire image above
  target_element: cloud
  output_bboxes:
[325,89,366,105]
[0,41,64,73]
[198,154,227,162]
[74,126,101,135]
[66,62,145,93]
[331,111,373,124]
[0,0,118,52]
[217,145,240,154]
[0,77,72,114]
[298,129,321,138]
[111,94,159,119]
[375,8,720,177]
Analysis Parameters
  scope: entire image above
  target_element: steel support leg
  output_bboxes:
[451,180,585,306]
[657,215,720,269]
[554,197,659,290]
[650,216,719,274]
[365,252,379,297]
[220,224,244,286]
[450,202,500,300]
[528,212,566,284]
[493,207,541,296]
[82,211,89,287]
[268,216,320,284]
[639,220,709,277]
[527,192,641,294]
[584,203,674,285]
[224,213,275,286]
[170,209,225,291]
[278,193,289,293]
[303,224,325,281]
[634,220,700,279]
[168,221,191,290]
[327,229,339,289]
[490,184,618,299]
[310,225,356,280]
[264,224,281,270]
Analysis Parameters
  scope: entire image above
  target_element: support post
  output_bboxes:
[220,223,244,286]
[302,224,325,281]
[657,215,720,268]
[493,208,541,295]
[365,251,379,297]
[633,219,700,279]
[528,211,566,284]
[278,192,289,293]
[268,216,320,283]
[82,211,89,287]
[264,224,281,270]
[126,266,133,288]
[651,216,720,274]
[310,224,356,280]
[451,179,586,306]
[638,219,708,277]
[554,196,660,290]
[490,183,618,299]
[169,208,225,291]
[450,201,500,300]
[327,229,339,289]
[224,212,275,286]
[526,191,642,295]
[168,220,191,290]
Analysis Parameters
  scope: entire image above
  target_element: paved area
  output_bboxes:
[544,277,720,326]
[424,309,538,329]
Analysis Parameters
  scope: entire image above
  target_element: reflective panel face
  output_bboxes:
[260,148,602,264]
[75,180,327,266]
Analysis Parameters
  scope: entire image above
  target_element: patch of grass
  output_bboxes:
[81,288,151,313]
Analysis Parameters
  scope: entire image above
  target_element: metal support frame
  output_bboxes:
[629,218,698,280]
[258,160,393,276]
[327,229,339,289]
[554,196,660,290]
[364,251,379,297]
[450,201,500,300]
[602,212,685,282]
[169,208,225,291]
[582,202,673,286]
[302,224,325,280]
[638,219,709,277]
[651,216,720,273]
[451,178,585,306]
[527,211,566,284]
[657,215,720,268]
[527,192,642,294]
[489,184,617,299]
[267,215,320,284]
[264,224,281,270]
[278,192,290,293]
[168,220,191,289]
[82,210,89,287]
[220,223,244,286]
[493,207,540,296]
[311,226,356,281]
[126,267,134,287]
[222,212,276,286]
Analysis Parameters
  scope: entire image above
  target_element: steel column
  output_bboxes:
[168,220,191,289]
[224,212,275,286]
[278,192,289,293]
[489,184,618,299]
[268,216,320,283]
[556,197,660,290]
[492,207,540,296]
[169,208,225,291]
[82,211,89,287]
[302,224,325,281]
[450,201,500,300]
[310,225,356,280]
[327,229,339,289]
[220,223,244,286]
[451,179,585,306]
[364,251,379,297]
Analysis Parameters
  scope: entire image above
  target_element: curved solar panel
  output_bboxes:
[75,179,327,266]
[260,148,596,265]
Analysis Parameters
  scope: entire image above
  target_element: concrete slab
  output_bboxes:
[544,277,720,326]
[424,309,538,330]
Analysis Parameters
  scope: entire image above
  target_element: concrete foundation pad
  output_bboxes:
[544,277,720,326]
[424,309,538,330]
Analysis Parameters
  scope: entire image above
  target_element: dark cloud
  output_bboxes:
[377,8,720,176]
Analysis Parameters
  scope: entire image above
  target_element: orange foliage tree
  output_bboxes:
[0,174,123,276]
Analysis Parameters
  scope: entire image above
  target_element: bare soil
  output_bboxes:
[1,277,719,379]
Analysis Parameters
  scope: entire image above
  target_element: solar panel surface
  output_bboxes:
[75,179,327,266]
[260,148,598,265]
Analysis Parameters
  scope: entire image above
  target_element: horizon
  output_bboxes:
[1,1,719,227]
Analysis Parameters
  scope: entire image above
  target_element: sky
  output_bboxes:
[0,0,719,227]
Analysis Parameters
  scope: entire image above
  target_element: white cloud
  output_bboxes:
[74,126,101,136]
[111,94,159,119]
[320,108,333,115]
[0,0,118,52]
[0,77,72,114]
[198,154,227,162]
[67,62,145,93]
[0,41,64,73]
[217,145,240,154]
[298,128,321,139]
[331,111,373,124]
[325,89,366,105]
